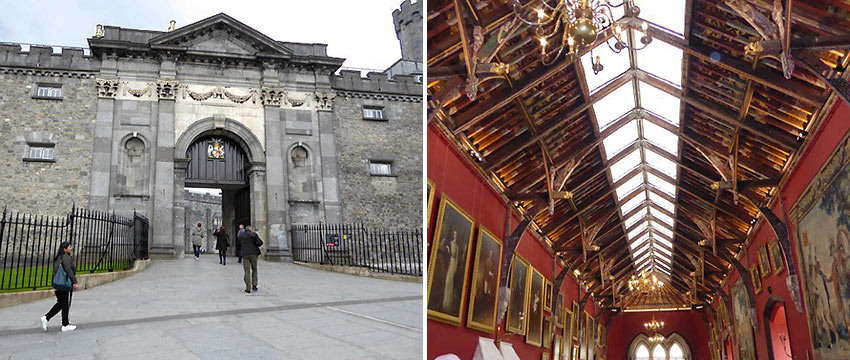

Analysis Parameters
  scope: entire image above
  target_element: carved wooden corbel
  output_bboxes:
[719,248,758,331]
[496,218,531,325]
[758,204,804,312]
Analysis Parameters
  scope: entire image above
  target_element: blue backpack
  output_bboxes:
[52,256,73,292]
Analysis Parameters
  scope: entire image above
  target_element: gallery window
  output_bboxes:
[33,84,62,100]
[628,333,691,360]
[369,161,394,176]
[24,143,55,162]
[363,106,385,120]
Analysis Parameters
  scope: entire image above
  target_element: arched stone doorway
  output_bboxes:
[763,298,793,360]
[172,116,268,259]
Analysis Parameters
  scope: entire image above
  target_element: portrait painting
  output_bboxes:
[571,301,579,340]
[426,179,435,220]
[507,255,531,334]
[427,196,475,325]
[731,279,757,360]
[555,291,566,328]
[526,267,545,347]
[791,134,850,358]
[466,226,504,333]
[543,317,552,348]
[577,310,586,360]
[563,311,573,360]
[758,244,771,279]
[544,279,553,312]
[585,312,594,360]
[554,334,562,360]
[750,265,762,294]
[769,240,785,275]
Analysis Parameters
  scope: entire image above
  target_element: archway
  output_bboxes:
[174,117,267,258]
[764,298,793,360]
[627,333,691,360]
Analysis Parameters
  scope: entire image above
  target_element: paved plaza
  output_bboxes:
[0,256,422,359]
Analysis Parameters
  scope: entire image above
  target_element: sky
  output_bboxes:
[0,0,406,71]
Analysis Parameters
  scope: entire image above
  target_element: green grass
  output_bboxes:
[0,261,131,293]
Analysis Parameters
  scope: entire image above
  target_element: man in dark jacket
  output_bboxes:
[238,225,263,294]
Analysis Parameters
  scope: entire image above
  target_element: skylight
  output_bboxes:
[639,81,681,126]
[645,149,677,177]
[636,35,684,87]
[634,0,686,35]
[643,120,679,156]
[581,43,631,94]
[603,119,639,159]
[610,149,641,181]
[647,172,676,196]
[593,84,635,130]
[616,174,644,200]
[621,193,646,214]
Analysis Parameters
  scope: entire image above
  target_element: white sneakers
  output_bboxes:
[194,256,199,261]
[61,324,77,332]
[41,316,77,332]
[40,316,47,332]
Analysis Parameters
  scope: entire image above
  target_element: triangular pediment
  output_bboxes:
[148,13,292,58]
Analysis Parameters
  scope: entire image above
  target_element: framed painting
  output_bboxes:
[584,312,594,360]
[750,265,762,294]
[769,240,785,275]
[554,334,562,360]
[466,226,504,334]
[544,279,553,312]
[543,317,552,348]
[597,322,603,346]
[577,310,586,360]
[426,179,435,220]
[526,267,545,347]
[790,132,850,359]
[563,310,573,360]
[555,291,566,328]
[427,195,476,325]
[543,353,550,360]
[731,278,757,360]
[507,255,531,334]
[757,244,771,279]
[571,301,579,340]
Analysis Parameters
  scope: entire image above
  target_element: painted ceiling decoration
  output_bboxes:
[428,0,850,310]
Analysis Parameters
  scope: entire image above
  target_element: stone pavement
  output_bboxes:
[0,255,423,359]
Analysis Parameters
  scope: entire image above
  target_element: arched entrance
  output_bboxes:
[173,116,267,259]
[764,299,793,360]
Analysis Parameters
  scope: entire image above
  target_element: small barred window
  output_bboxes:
[36,86,62,99]
[363,107,384,120]
[369,161,393,176]
[26,145,55,161]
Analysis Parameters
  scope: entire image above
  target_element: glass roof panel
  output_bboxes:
[650,208,675,227]
[603,119,639,159]
[610,149,641,181]
[634,0,686,35]
[621,193,646,214]
[632,232,650,248]
[643,120,679,156]
[645,149,677,178]
[648,192,675,213]
[629,222,648,239]
[635,30,684,86]
[653,223,674,239]
[647,172,676,196]
[593,83,635,130]
[581,43,631,94]
[639,81,680,126]
[616,173,644,200]
[656,246,672,258]
[657,266,672,275]
[625,210,648,228]
[635,251,651,265]
[655,237,673,248]
[654,251,672,263]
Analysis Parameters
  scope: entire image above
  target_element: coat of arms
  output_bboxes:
[208,138,225,160]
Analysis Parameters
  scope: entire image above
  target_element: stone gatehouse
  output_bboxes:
[0,1,423,261]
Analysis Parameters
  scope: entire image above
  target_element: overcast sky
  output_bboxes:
[0,0,407,71]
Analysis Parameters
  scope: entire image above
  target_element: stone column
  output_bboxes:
[172,158,189,258]
[315,90,343,223]
[149,79,179,258]
[262,97,291,261]
[89,78,119,210]
[248,163,269,257]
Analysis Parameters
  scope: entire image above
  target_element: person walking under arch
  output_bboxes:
[214,226,229,265]
[239,225,263,294]
[40,241,79,332]
[191,222,204,261]
[236,224,245,264]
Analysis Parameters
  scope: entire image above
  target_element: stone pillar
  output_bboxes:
[315,90,343,223]
[263,104,291,261]
[221,190,236,256]
[248,163,269,257]
[172,158,189,258]
[89,78,119,210]
[149,79,179,258]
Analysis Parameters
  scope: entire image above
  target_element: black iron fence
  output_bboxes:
[0,205,149,291]
[291,223,422,276]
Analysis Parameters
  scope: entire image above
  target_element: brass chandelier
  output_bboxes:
[628,270,662,293]
[649,332,665,343]
[509,0,653,67]
[644,317,664,331]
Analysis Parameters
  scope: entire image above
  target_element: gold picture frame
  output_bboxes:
[544,279,553,312]
[507,255,531,334]
[571,301,579,340]
[564,308,573,349]
[426,179,435,220]
[543,317,552,348]
[596,322,603,346]
[584,312,593,360]
[769,239,785,275]
[543,353,550,360]
[526,266,545,347]
[555,291,566,328]
[554,334,562,360]
[426,195,476,325]
[750,264,762,294]
[466,226,504,334]
[757,244,771,279]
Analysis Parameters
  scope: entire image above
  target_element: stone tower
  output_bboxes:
[392,0,422,62]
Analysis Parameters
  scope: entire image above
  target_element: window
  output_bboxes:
[34,84,62,99]
[636,344,650,360]
[629,333,691,360]
[25,143,55,162]
[369,161,393,176]
[363,107,385,120]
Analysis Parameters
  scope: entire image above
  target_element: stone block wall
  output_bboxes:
[0,56,98,215]
[182,190,222,253]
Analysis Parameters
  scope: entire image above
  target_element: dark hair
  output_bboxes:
[54,241,71,262]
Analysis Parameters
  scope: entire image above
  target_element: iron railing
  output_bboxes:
[0,205,149,291]
[291,223,422,276]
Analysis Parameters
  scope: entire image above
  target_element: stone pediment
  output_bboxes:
[148,13,292,58]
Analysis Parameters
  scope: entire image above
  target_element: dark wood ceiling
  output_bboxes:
[427,0,850,309]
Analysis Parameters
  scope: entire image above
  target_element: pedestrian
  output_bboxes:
[239,225,263,294]
[191,222,204,261]
[214,226,229,265]
[40,241,79,332]
[236,224,245,264]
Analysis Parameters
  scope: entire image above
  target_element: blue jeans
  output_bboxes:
[193,245,201,258]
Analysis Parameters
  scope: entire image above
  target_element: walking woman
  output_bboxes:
[191,222,205,260]
[214,226,229,265]
[40,241,78,332]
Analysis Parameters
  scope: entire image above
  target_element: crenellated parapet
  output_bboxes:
[331,70,422,102]
[391,0,423,62]
[0,42,100,78]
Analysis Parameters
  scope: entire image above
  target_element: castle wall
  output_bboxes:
[182,190,222,253]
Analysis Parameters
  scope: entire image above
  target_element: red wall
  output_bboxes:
[711,101,850,359]
[427,123,600,359]
[605,310,710,360]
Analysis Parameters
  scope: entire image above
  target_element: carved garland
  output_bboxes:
[182,86,256,104]
[124,82,152,98]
